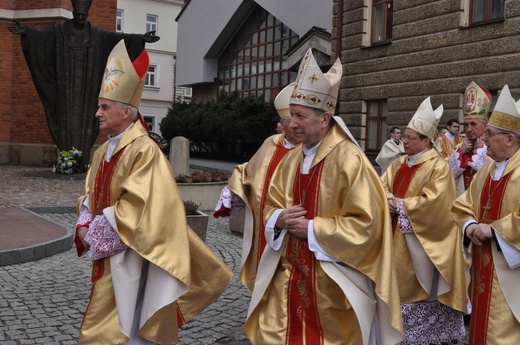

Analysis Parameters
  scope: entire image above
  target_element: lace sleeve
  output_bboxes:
[76,204,92,230]
[468,146,487,172]
[84,215,128,261]
[214,186,232,218]
[214,186,245,218]
[74,204,92,257]
[449,149,466,178]
[396,201,414,234]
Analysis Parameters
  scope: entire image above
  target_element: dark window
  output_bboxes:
[143,116,155,132]
[218,6,299,102]
[470,0,505,25]
[371,0,393,44]
[366,101,388,151]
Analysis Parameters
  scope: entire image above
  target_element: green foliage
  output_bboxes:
[160,91,276,157]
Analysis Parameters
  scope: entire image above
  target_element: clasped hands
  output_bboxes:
[387,196,400,215]
[466,223,492,246]
[275,205,308,239]
[460,137,484,155]
[77,227,90,250]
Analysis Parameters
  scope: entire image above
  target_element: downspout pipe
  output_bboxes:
[336,0,343,60]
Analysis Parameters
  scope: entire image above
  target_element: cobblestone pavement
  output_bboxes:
[0,165,252,344]
[0,165,470,344]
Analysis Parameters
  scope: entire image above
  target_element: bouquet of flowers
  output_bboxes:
[56,147,82,174]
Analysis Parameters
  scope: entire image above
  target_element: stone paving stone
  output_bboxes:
[0,202,252,344]
[0,166,469,344]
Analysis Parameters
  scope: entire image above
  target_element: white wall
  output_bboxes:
[117,0,183,134]
[176,0,242,86]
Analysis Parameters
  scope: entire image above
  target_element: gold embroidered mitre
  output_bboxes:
[290,48,342,112]
[274,82,296,120]
[488,85,520,134]
[407,97,443,139]
[463,81,492,120]
[99,40,149,108]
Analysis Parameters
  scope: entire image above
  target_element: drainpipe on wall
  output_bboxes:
[173,54,177,103]
[336,0,343,60]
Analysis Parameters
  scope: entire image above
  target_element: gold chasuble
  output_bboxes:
[381,149,468,312]
[247,123,402,345]
[77,120,232,344]
[227,133,295,290]
[452,149,520,345]
[435,134,462,160]
[376,139,404,172]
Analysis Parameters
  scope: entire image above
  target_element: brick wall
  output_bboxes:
[3,0,117,146]
[0,21,12,143]
[13,1,71,10]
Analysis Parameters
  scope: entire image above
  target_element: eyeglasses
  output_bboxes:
[483,130,510,137]
[402,136,420,141]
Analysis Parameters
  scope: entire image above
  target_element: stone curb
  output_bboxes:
[0,207,74,267]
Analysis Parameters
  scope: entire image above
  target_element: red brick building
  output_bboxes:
[0,0,117,165]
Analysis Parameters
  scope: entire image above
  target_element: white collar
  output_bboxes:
[284,138,295,149]
[106,123,133,161]
[303,141,321,156]
[302,140,322,174]
[407,148,428,167]
[445,132,456,142]
[493,158,511,180]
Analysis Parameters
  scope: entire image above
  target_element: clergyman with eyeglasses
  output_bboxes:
[452,84,520,344]
[380,97,468,344]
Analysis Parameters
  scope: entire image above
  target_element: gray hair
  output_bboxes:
[115,102,138,121]
[514,132,520,145]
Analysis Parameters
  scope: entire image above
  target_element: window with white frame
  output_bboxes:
[146,14,158,33]
[371,0,393,44]
[184,87,192,97]
[470,0,505,25]
[145,64,158,88]
[116,9,123,32]
[143,116,155,132]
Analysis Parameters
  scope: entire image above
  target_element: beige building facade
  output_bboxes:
[332,0,520,158]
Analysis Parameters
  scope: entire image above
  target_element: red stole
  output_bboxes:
[391,160,424,233]
[81,149,125,328]
[90,150,125,286]
[256,141,291,268]
[459,150,478,189]
[468,172,512,345]
[462,167,478,190]
[285,160,325,345]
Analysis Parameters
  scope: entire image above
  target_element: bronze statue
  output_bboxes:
[9,0,159,167]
